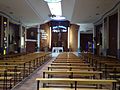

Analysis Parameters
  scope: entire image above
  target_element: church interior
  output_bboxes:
[0,0,120,90]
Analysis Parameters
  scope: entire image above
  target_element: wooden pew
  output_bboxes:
[54,58,82,61]
[40,53,117,90]
[0,70,13,90]
[56,53,78,59]
[53,61,85,63]
[39,88,109,90]
[0,61,29,79]
[2,52,27,60]
[51,63,90,66]
[0,52,51,90]
[0,66,21,86]
[99,62,120,79]
[109,73,120,79]
[48,66,95,71]
[0,77,13,90]
[37,53,116,90]
[0,60,35,75]
[43,70,102,79]
[36,78,117,90]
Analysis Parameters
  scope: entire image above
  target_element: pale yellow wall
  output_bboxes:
[69,24,79,51]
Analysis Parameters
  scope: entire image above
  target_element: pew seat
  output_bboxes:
[51,63,90,66]
[43,70,102,78]
[36,78,117,90]
[0,76,13,89]
[39,88,109,90]
[48,66,94,71]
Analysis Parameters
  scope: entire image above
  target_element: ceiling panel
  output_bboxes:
[0,0,120,26]
[0,0,44,26]
[71,0,120,24]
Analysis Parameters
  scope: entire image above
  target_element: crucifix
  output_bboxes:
[58,32,61,41]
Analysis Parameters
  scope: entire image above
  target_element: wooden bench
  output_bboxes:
[54,53,81,60]
[48,66,95,71]
[39,88,109,90]
[36,78,117,90]
[0,64,28,79]
[54,59,83,61]
[99,63,120,79]
[0,76,13,90]
[0,68,21,85]
[43,70,102,79]
[53,61,84,63]
[51,63,90,66]
[109,73,120,79]
[55,58,81,60]
[0,52,51,87]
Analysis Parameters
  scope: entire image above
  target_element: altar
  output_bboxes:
[52,47,63,53]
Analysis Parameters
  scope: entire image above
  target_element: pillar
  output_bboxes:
[93,26,96,54]
[117,7,120,59]
[78,26,80,53]
[37,25,40,52]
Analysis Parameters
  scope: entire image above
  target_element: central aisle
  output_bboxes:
[12,57,55,90]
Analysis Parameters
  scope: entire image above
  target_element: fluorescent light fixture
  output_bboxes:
[51,16,66,20]
[44,0,62,17]
[47,2,62,16]
[44,0,62,3]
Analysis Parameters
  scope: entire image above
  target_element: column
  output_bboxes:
[78,27,80,53]
[93,26,96,54]
[20,24,23,53]
[37,25,40,52]
[102,19,107,56]
[1,16,4,54]
[117,7,120,59]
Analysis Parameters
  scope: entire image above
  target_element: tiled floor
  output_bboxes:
[12,57,55,90]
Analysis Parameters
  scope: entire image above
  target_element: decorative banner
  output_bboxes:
[41,30,48,40]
